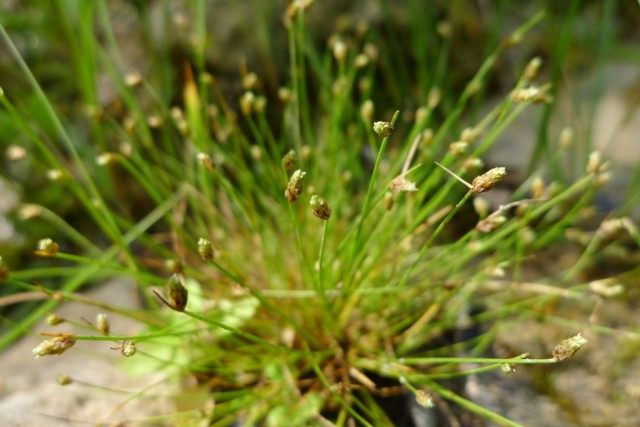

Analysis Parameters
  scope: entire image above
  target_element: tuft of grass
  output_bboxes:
[0,1,638,425]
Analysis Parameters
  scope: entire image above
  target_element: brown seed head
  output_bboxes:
[553,333,587,362]
[197,237,214,261]
[282,150,297,176]
[32,334,76,358]
[310,195,331,220]
[121,340,136,357]
[471,167,507,193]
[36,238,60,257]
[168,274,188,312]
[285,169,306,202]
[96,313,110,335]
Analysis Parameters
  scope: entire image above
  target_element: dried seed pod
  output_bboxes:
[553,333,587,362]
[197,237,214,261]
[471,167,507,194]
[373,121,393,137]
[36,238,60,257]
[32,334,76,358]
[281,150,297,176]
[285,169,306,202]
[310,195,331,220]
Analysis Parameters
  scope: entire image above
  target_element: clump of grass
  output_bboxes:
[0,2,636,426]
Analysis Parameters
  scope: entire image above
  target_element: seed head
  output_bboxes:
[278,87,292,103]
[310,195,331,220]
[449,141,468,155]
[168,274,188,312]
[476,214,507,233]
[197,237,214,261]
[511,86,551,104]
[373,121,393,137]
[32,334,76,358]
[471,167,507,194]
[361,100,374,123]
[501,363,515,374]
[389,175,417,194]
[285,169,306,202]
[587,151,609,175]
[242,72,258,90]
[282,150,297,176]
[473,197,489,218]
[332,38,347,62]
[589,278,624,298]
[46,169,64,181]
[254,96,267,114]
[240,91,255,115]
[523,57,542,82]
[460,127,480,143]
[121,340,136,357]
[559,127,574,149]
[531,175,545,199]
[354,53,369,69]
[384,191,394,211]
[197,152,216,171]
[6,145,26,161]
[146,115,162,128]
[286,0,313,21]
[46,314,64,326]
[249,145,262,161]
[36,238,60,257]
[95,152,117,166]
[165,259,184,274]
[124,72,142,87]
[96,313,110,335]
[56,374,72,385]
[553,333,587,362]
[415,390,434,408]
[428,88,442,108]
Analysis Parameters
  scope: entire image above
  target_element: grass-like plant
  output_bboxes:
[1,1,637,425]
